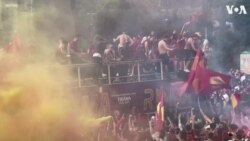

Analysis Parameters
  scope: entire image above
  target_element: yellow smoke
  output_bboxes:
[0,2,110,141]
[0,59,110,141]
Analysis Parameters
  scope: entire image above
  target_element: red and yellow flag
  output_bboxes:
[231,93,241,108]
[190,66,231,94]
[178,49,205,96]
[155,89,165,131]
[178,49,231,96]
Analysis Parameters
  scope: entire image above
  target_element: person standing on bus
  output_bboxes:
[113,32,133,58]
[158,35,174,76]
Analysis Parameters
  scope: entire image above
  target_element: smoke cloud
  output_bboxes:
[0,1,110,141]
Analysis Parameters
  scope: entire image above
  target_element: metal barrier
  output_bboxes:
[105,59,165,84]
[59,59,165,87]
[56,58,195,88]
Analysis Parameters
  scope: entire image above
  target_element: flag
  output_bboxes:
[178,49,231,96]
[155,89,165,131]
[178,49,205,96]
[194,68,231,94]
[231,93,241,108]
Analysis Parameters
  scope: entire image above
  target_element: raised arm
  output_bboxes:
[113,35,120,43]
[198,98,213,124]
[178,113,183,131]
[128,115,134,131]
[149,118,154,134]
[174,102,180,119]
[191,108,195,130]
[167,117,174,128]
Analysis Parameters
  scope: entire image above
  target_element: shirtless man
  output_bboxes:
[113,32,133,58]
[103,43,116,63]
[68,35,84,64]
[143,31,157,57]
[184,32,201,71]
[55,38,69,64]
[158,35,174,74]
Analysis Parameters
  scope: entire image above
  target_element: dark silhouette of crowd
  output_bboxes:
[98,102,250,141]
[94,70,250,141]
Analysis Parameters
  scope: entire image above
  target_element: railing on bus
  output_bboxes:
[55,58,192,88]
[105,59,165,84]
[58,59,164,87]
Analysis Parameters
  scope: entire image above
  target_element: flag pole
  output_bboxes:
[198,96,212,124]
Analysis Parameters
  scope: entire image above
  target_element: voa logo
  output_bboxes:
[226,5,247,15]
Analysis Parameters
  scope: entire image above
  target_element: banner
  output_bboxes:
[75,80,169,114]
[102,81,168,113]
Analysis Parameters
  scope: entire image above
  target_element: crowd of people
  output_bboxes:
[86,66,250,141]
[52,31,250,141]
[94,70,250,141]
[97,98,250,141]
[55,13,219,71]
[62,60,245,141]
[55,29,213,83]
[207,69,250,118]
[52,12,250,141]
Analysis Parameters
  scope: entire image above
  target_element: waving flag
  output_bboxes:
[155,89,165,131]
[231,93,241,108]
[178,49,205,96]
[195,68,231,94]
[178,49,231,96]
